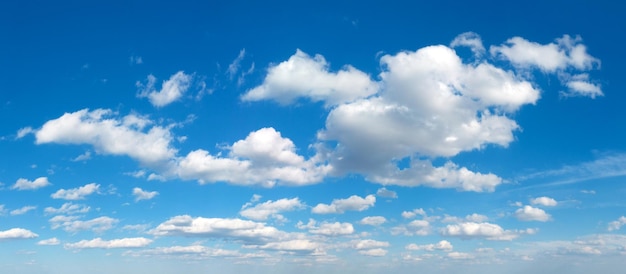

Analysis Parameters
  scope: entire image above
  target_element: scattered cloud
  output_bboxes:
[240,197,304,221]
[51,183,100,200]
[376,187,397,199]
[241,49,379,107]
[130,55,143,65]
[406,240,453,252]
[0,228,38,240]
[353,239,390,250]
[447,251,474,260]
[137,71,193,107]
[441,222,535,240]
[37,237,60,245]
[11,177,51,190]
[297,219,354,236]
[391,220,431,236]
[65,237,152,249]
[359,216,387,226]
[358,248,387,257]
[50,216,118,233]
[10,206,37,216]
[71,151,92,162]
[133,187,159,202]
[44,203,90,215]
[227,48,246,80]
[530,196,558,207]
[311,194,376,214]
[16,126,34,139]
[450,32,485,57]
[401,208,427,219]
[608,216,626,231]
[35,109,177,165]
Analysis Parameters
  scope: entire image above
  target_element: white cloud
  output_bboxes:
[490,35,599,72]
[130,55,143,65]
[0,228,38,240]
[65,237,152,249]
[44,202,90,215]
[50,216,118,233]
[16,126,34,139]
[176,127,331,187]
[391,220,431,236]
[447,251,474,260]
[137,71,193,107]
[297,219,354,236]
[133,187,159,202]
[35,109,177,165]
[354,239,390,250]
[126,245,243,258]
[376,187,397,198]
[51,183,100,200]
[10,206,37,216]
[311,194,376,214]
[530,196,558,207]
[406,240,453,252]
[564,73,603,98]
[227,48,246,80]
[359,216,387,226]
[515,205,552,222]
[608,216,626,231]
[37,237,60,245]
[0,205,6,215]
[240,197,304,221]
[241,49,379,107]
[256,239,321,253]
[401,208,427,219]
[441,222,535,241]
[151,215,287,244]
[450,32,485,57]
[71,151,92,162]
[11,177,50,190]
[358,248,387,257]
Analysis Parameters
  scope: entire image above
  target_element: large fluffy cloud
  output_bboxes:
[175,127,331,187]
[35,109,176,165]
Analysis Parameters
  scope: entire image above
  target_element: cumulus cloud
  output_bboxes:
[51,183,100,200]
[311,194,376,214]
[530,196,558,207]
[401,208,427,219]
[608,216,626,231]
[406,240,453,252]
[241,49,379,107]
[0,228,38,240]
[10,206,37,215]
[151,215,287,244]
[359,216,387,226]
[255,239,321,253]
[240,197,304,221]
[515,206,552,222]
[50,216,118,233]
[376,187,397,198]
[354,239,390,250]
[37,237,60,245]
[176,127,331,187]
[441,222,535,240]
[391,220,431,236]
[137,71,193,107]
[358,248,387,257]
[44,203,90,215]
[35,109,177,165]
[563,73,603,98]
[133,187,159,202]
[65,237,152,249]
[297,219,354,236]
[11,177,50,190]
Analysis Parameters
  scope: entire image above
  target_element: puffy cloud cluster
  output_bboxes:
[531,196,558,207]
[297,219,354,236]
[49,216,118,233]
[359,216,387,226]
[133,187,159,202]
[406,240,453,252]
[515,206,552,222]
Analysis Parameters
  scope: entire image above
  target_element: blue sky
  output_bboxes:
[1,1,626,273]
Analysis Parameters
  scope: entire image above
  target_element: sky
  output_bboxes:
[1,1,626,273]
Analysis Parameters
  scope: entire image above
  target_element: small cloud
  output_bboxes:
[132,187,159,202]
[37,237,60,246]
[71,151,91,162]
[15,127,34,139]
[130,55,143,65]
[51,183,100,200]
[376,187,397,199]
[11,177,51,191]
[10,206,37,216]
